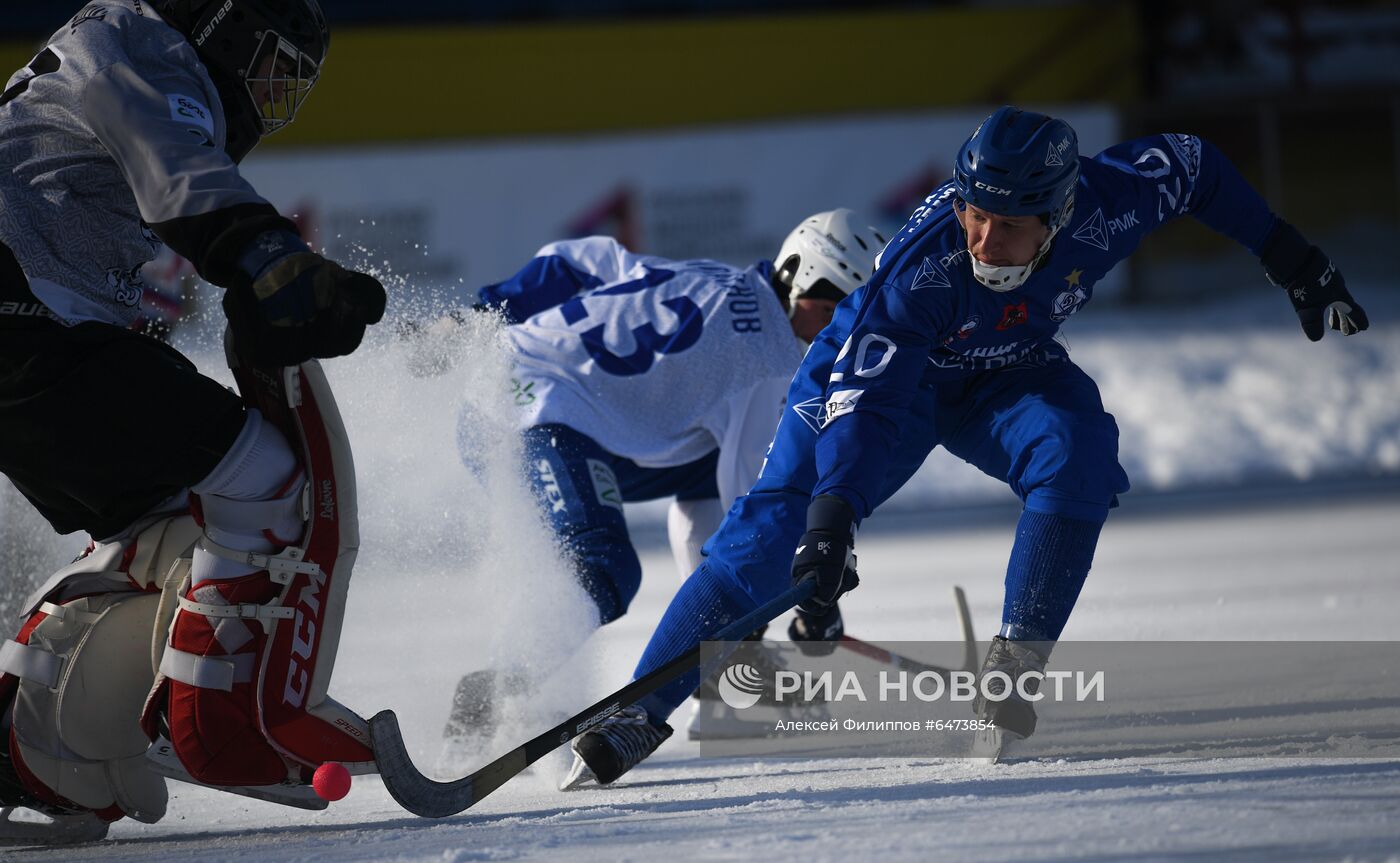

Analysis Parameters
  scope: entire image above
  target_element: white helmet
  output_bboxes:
[774,208,886,309]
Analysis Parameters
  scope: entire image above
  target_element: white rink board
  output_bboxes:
[239,105,1120,299]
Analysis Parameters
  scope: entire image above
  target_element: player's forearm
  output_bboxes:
[810,412,900,520]
[1185,137,1279,256]
[149,203,300,289]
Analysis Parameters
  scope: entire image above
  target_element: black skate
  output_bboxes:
[559,705,673,790]
[442,670,497,746]
[440,668,533,768]
[971,636,1049,763]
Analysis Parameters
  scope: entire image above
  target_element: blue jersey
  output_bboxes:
[812,134,1279,517]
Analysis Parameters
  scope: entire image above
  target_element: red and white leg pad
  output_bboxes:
[155,568,298,786]
[142,361,375,789]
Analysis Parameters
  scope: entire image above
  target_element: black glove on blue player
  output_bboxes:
[1259,220,1367,342]
[791,494,859,615]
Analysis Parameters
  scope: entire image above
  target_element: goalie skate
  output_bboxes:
[143,733,327,810]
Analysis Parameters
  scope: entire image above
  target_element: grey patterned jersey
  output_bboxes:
[0,1,268,327]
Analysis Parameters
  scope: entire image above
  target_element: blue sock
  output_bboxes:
[1000,509,1104,642]
[633,563,753,723]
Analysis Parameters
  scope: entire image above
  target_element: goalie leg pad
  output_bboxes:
[156,408,310,787]
[159,572,294,786]
[2,592,168,823]
[20,508,201,619]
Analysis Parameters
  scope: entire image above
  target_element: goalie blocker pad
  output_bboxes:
[142,358,375,787]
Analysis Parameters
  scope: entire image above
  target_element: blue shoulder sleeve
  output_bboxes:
[1092,134,1277,254]
[477,255,604,324]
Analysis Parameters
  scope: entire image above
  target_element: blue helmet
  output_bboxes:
[953,106,1079,224]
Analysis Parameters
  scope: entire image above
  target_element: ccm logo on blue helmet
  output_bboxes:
[974,181,1014,196]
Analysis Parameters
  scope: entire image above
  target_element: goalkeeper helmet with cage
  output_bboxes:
[773,209,886,311]
[953,106,1079,291]
[152,0,329,161]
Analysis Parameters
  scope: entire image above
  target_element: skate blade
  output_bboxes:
[558,753,596,791]
[0,806,110,846]
[970,725,1023,765]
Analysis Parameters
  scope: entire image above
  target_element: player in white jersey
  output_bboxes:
[438,211,886,746]
[0,1,384,842]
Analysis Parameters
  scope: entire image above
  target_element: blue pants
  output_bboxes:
[705,344,1128,605]
[634,339,1129,719]
[518,424,718,624]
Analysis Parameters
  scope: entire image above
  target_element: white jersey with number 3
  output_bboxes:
[509,236,804,507]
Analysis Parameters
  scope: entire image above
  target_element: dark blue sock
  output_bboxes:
[633,563,753,723]
[1001,509,1104,642]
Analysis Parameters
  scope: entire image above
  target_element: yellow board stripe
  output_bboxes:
[2,6,1136,148]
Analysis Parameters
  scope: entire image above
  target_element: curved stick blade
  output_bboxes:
[952,585,979,674]
[370,709,478,818]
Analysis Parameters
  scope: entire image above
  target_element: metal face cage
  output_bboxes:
[244,29,320,135]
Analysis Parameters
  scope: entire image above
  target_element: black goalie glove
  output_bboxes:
[791,494,860,615]
[225,251,387,367]
[1259,220,1368,342]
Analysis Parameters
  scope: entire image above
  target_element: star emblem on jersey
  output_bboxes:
[910,256,951,291]
[1051,270,1088,322]
[790,395,828,433]
[1072,208,1110,251]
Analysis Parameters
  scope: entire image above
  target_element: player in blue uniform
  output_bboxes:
[563,106,1370,786]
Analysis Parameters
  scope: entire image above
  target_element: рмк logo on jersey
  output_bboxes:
[910,256,951,291]
[1073,208,1141,251]
[790,395,827,433]
[1072,208,1110,250]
